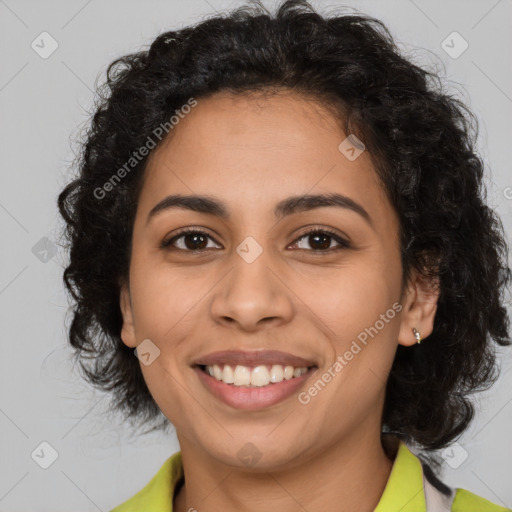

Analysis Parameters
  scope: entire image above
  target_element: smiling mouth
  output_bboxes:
[197,363,318,388]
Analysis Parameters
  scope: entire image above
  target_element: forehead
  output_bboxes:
[138,90,393,228]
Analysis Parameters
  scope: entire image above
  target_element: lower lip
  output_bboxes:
[194,366,317,410]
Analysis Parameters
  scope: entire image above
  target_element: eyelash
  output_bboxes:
[160,226,351,253]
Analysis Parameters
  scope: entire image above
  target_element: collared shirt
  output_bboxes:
[111,440,510,511]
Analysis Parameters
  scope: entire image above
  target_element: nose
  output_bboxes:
[210,253,294,332]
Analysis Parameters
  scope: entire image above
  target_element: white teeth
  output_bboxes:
[204,364,310,387]
[234,365,251,386]
[222,364,234,383]
[250,366,270,386]
[213,364,223,380]
[284,365,295,380]
[269,365,284,383]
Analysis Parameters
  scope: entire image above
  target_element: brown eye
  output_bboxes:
[160,227,350,253]
[160,229,220,251]
[290,228,351,252]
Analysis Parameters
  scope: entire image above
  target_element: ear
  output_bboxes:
[397,267,440,347]
[119,280,137,348]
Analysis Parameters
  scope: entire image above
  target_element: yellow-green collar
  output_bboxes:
[374,440,427,511]
[111,440,429,512]
[111,451,184,512]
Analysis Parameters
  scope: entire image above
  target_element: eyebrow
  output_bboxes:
[146,193,373,227]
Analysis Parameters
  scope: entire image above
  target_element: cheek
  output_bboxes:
[129,257,193,331]
[138,359,192,434]
[301,263,399,335]
[128,258,210,376]
[300,262,401,395]
[307,282,400,429]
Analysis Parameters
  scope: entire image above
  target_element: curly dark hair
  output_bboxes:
[57,0,511,457]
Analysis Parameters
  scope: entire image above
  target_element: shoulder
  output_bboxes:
[451,487,511,512]
[389,437,510,512]
[110,451,183,512]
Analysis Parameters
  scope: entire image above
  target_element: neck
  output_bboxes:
[173,431,396,512]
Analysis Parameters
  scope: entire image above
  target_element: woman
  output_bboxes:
[57,1,511,510]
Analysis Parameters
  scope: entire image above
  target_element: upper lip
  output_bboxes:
[193,350,318,368]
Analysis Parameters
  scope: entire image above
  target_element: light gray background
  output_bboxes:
[1,0,511,510]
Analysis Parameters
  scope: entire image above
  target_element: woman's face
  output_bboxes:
[120,90,430,469]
